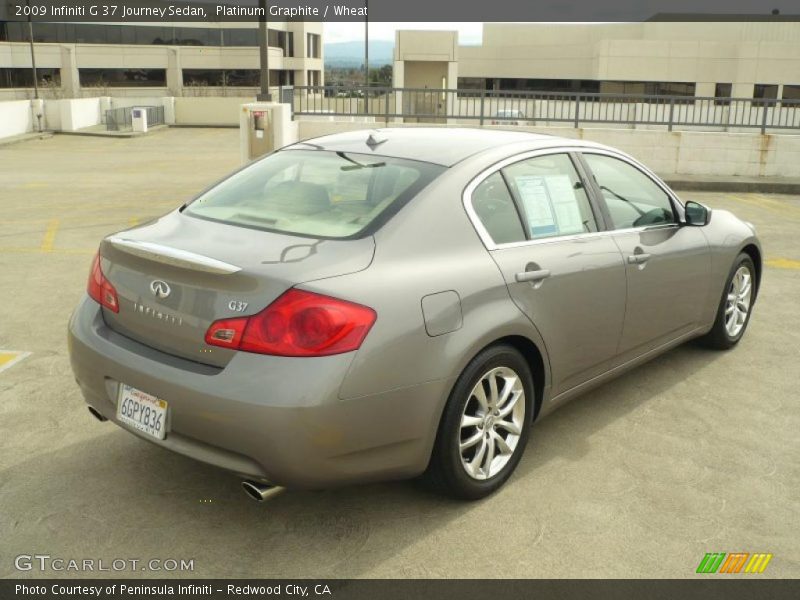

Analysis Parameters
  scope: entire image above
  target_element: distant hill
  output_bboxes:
[324,40,394,68]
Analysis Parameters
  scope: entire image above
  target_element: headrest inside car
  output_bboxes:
[264,181,331,215]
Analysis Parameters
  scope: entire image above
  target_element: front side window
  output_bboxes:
[184,150,444,239]
[583,153,676,230]
[502,153,598,239]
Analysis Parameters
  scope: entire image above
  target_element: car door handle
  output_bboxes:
[627,253,651,265]
[515,269,551,283]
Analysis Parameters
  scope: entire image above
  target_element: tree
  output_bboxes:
[368,65,392,86]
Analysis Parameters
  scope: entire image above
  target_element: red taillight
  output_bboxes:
[87,252,119,313]
[204,316,247,348]
[205,289,376,357]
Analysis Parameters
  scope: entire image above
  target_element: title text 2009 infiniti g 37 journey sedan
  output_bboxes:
[68,128,761,500]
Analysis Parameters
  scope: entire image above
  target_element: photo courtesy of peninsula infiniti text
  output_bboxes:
[67,128,762,500]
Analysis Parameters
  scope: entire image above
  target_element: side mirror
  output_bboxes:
[684,201,710,226]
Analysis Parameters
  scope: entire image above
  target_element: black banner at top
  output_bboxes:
[0,0,799,22]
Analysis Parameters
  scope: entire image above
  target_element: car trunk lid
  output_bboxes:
[98,211,375,368]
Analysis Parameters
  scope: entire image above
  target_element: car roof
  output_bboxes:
[288,127,599,167]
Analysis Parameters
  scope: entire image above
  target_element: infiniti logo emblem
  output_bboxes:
[150,280,171,299]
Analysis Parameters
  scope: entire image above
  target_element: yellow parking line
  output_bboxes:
[726,194,800,220]
[0,351,31,374]
[765,257,800,270]
[40,219,60,252]
[129,217,140,227]
[752,194,800,215]
[0,215,151,225]
[0,246,94,255]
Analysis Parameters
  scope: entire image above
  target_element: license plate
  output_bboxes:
[117,383,168,440]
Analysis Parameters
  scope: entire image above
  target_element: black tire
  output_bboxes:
[425,344,534,500]
[699,252,757,350]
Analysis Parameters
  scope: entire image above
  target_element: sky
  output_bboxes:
[324,22,484,45]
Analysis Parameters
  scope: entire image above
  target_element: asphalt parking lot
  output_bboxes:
[1,128,799,579]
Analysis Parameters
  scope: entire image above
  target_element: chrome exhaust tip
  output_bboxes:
[87,406,107,422]
[241,480,285,502]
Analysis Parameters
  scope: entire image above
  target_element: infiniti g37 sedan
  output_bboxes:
[68,128,761,500]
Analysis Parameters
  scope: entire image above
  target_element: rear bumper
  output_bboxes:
[68,296,451,489]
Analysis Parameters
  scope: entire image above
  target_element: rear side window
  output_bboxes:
[471,172,526,245]
[583,153,676,230]
[185,150,444,239]
[503,153,598,239]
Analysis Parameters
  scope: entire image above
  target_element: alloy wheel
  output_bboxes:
[459,366,526,480]
[725,265,753,337]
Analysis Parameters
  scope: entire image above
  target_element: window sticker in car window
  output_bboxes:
[514,174,584,237]
[514,176,557,236]
[545,175,585,234]
[545,175,584,235]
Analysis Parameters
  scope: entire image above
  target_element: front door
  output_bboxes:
[580,152,711,359]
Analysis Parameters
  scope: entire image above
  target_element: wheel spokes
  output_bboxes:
[498,391,521,418]
[739,275,751,299]
[487,374,499,408]
[493,432,513,456]
[460,415,483,428]
[483,435,496,475]
[724,265,754,337]
[469,438,488,477]
[494,419,521,436]
[460,430,483,451]
[459,366,526,481]
[496,375,517,408]
[473,384,489,411]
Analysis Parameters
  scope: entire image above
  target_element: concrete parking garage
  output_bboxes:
[0,129,798,578]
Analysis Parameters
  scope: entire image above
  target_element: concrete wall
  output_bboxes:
[0,97,107,137]
[0,95,248,134]
[174,96,255,126]
[43,98,61,130]
[56,97,104,131]
[295,118,800,178]
[395,30,459,62]
[404,61,449,90]
[528,127,800,178]
[393,30,459,103]
[0,99,35,139]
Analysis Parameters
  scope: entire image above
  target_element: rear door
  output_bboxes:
[466,150,627,396]
[579,151,711,359]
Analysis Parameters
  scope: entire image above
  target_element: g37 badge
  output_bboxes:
[228,300,249,312]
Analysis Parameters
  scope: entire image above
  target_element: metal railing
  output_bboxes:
[291,86,800,133]
[105,105,165,131]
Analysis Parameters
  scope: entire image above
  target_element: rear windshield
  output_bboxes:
[184,149,445,239]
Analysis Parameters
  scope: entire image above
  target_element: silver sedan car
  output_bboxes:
[68,128,761,500]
